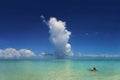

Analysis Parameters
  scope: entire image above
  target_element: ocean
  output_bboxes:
[0,59,120,80]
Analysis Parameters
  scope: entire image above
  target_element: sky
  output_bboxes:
[0,0,120,57]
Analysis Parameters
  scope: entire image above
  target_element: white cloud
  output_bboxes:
[19,49,36,57]
[38,52,46,57]
[77,53,120,58]
[85,33,89,36]
[0,48,36,59]
[46,17,73,58]
[40,15,46,23]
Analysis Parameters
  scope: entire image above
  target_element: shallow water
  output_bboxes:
[0,59,120,80]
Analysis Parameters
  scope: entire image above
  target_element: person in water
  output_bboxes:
[92,67,97,71]
[88,67,98,72]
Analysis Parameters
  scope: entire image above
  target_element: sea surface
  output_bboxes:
[0,59,120,80]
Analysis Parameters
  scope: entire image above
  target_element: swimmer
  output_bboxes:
[88,67,97,72]
[92,67,97,71]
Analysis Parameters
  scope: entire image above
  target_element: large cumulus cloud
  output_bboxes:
[47,17,73,58]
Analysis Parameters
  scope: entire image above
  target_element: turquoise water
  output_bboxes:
[0,59,120,80]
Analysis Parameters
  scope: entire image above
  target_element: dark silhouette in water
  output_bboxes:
[88,67,97,72]
[92,67,97,71]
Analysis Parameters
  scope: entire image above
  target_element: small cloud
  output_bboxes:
[19,49,36,57]
[40,15,45,19]
[95,32,99,35]
[0,48,36,59]
[77,53,120,58]
[85,33,89,36]
[38,52,46,57]
[40,15,46,23]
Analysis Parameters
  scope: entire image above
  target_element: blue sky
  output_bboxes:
[0,0,120,55]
